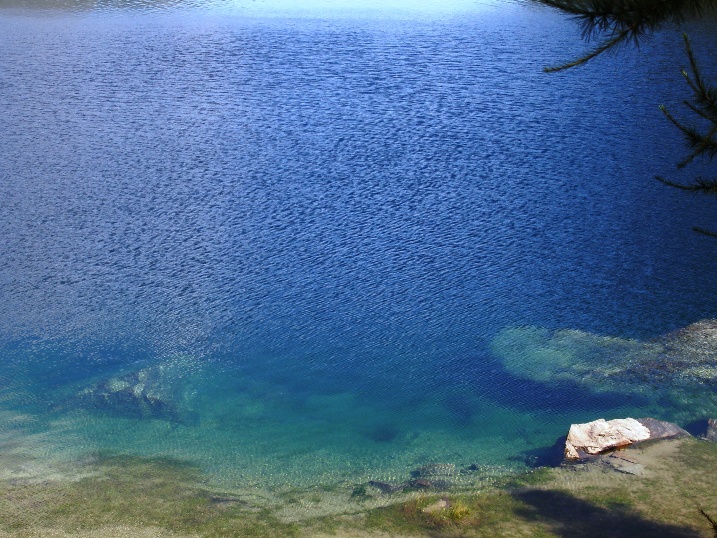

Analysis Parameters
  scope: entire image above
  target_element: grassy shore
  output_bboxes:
[0,438,715,537]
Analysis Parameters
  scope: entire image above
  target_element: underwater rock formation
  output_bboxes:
[72,358,200,422]
[366,463,459,495]
[706,418,717,442]
[490,319,717,394]
[490,326,653,389]
[652,320,717,383]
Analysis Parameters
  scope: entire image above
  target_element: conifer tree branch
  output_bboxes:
[544,26,636,72]
[698,508,717,535]
[532,0,717,235]
[684,101,717,125]
[533,0,717,69]
[681,34,717,117]
[660,104,692,135]
[656,176,717,193]
[659,37,717,169]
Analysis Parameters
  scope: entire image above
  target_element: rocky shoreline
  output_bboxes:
[1,432,715,537]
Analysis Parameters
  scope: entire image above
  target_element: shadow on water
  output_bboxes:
[512,490,703,538]
[361,422,401,443]
[518,436,567,468]
[683,419,713,438]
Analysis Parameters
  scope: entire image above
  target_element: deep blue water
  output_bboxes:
[1,0,717,491]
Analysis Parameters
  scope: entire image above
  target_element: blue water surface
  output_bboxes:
[1,0,716,490]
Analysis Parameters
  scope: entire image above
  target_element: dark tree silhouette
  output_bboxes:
[657,33,717,237]
[531,0,717,234]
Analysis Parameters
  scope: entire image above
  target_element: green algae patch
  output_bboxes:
[364,491,551,537]
[0,454,301,538]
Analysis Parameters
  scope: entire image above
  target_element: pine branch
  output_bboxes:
[693,227,717,236]
[659,104,696,138]
[533,0,717,70]
[660,36,717,168]
[698,508,717,536]
[544,26,636,72]
[681,34,717,119]
[533,0,717,236]
[655,176,717,193]
[684,100,717,125]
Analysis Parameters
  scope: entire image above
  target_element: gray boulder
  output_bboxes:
[636,417,690,440]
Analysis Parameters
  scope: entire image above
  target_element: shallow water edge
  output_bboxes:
[0,437,715,537]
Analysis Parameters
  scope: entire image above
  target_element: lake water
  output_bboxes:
[1,0,716,498]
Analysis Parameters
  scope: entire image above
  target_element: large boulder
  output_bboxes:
[564,417,690,460]
[564,418,650,460]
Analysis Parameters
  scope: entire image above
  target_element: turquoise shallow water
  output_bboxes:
[1,0,717,495]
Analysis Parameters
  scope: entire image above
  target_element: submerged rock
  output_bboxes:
[564,417,690,460]
[654,320,717,382]
[636,417,690,440]
[490,326,654,389]
[367,480,402,494]
[71,358,201,422]
[491,320,717,398]
[367,465,456,495]
[405,478,435,490]
[413,463,457,479]
[706,418,717,442]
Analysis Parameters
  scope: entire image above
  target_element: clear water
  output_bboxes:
[1,0,716,494]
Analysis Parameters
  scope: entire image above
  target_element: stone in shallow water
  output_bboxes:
[490,326,654,389]
[71,358,200,422]
[660,319,717,354]
[367,480,401,494]
[706,418,717,442]
[636,417,690,440]
[75,369,179,421]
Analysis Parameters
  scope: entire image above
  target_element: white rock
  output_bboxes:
[564,418,651,460]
